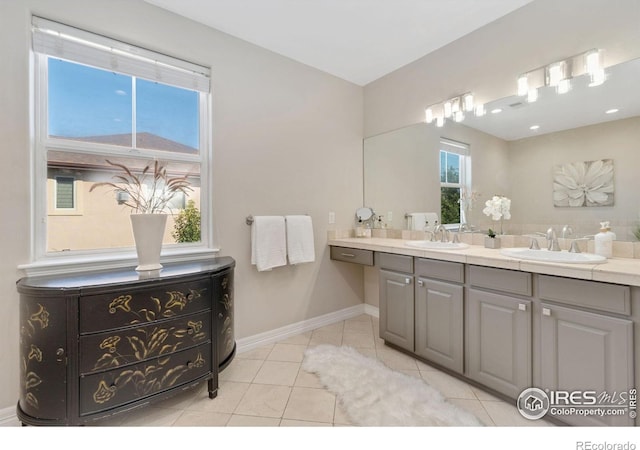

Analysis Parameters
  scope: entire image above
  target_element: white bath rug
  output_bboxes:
[302,344,483,427]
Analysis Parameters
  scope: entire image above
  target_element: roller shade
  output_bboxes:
[440,138,470,156]
[32,16,210,93]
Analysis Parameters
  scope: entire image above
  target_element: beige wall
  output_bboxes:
[364,0,640,138]
[0,0,364,414]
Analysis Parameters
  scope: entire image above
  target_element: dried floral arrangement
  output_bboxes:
[90,159,192,214]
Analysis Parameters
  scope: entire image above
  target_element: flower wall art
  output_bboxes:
[552,159,614,207]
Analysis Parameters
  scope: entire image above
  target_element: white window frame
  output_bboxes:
[439,138,471,228]
[21,17,217,276]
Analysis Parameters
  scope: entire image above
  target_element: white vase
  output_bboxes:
[130,213,168,271]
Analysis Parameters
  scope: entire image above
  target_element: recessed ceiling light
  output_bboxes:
[605,108,619,114]
[530,125,540,130]
[491,108,502,114]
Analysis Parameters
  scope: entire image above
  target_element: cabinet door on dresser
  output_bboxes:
[540,303,634,426]
[213,268,235,370]
[415,278,463,373]
[379,269,414,352]
[467,289,531,399]
[18,295,69,423]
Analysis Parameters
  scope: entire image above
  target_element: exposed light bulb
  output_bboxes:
[548,62,566,86]
[517,75,528,96]
[463,93,474,112]
[585,49,602,76]
[425,107,434,124]
[527,88,538,103]
[589,68,606,87]
[557,78,571,94]
[444,101,452,118]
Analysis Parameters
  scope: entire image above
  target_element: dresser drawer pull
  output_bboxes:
[218,313,224,319]
[56,347,65,362]
[518,303,527,311]
[187,327,194,335]
[340,252,356,258]
[186,361,194,369]
[542,307,551,316]
[405,277,411,285]
[417,280,424,287]
[186,292,195,301]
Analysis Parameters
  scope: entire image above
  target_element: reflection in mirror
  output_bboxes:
[363,58,640,241]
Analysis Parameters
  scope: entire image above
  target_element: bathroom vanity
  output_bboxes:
[16,257,235,426]
[330,237,639,426]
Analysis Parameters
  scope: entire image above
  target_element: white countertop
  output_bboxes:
[328,237,640,287]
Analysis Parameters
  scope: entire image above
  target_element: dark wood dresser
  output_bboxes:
[16,257,235,426]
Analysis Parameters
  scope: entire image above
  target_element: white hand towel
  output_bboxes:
[251,216,287,271]
[285,215,315,265]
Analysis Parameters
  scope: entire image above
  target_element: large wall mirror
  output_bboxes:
[364,57,640,241]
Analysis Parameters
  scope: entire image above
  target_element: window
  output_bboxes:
[30,17,212,265]
[439,139,470,225]
[55,176,75,209]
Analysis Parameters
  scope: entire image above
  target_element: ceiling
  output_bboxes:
[142,0,534,86]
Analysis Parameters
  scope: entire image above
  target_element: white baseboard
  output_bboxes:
[0,405,19,427]
[237,303,377,354]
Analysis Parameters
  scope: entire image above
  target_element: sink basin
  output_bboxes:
[500,248,607,264]
[405,240,469,250]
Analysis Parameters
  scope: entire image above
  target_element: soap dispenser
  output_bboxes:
[594,221,614,258]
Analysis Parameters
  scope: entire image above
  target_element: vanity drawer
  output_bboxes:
[79,344,211,415]
[415,258,464,283]
[377,252,413,273]
[538,275,630,315]
[79,278,211,333]
[330,246,374,266]
[78,311,211,375]
[469,265,532,297]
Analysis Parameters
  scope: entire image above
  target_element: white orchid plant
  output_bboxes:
[482,195,511,235]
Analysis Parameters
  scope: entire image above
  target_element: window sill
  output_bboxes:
[18,246,221,278]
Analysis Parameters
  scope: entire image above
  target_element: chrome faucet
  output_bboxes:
[424,230,436,242]
[562,224,574,239]
[546,227,561,251]
[435,224,449,243]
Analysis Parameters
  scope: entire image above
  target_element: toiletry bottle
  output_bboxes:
[355,219,364,238]
[594,221,614,258]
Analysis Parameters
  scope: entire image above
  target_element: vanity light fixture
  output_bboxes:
[517,74,528,96]
[425,107,434,124]
[463,93,474,112]
[585,49,606,86]
[443,100,452,118]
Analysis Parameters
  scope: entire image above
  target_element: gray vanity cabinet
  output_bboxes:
[378,253,415,352]
[415,278,463,373]
[414,258,464,374]
[539,303,634,426]
[466,266,532,399]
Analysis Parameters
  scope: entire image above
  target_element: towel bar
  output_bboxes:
[246,214,309,225]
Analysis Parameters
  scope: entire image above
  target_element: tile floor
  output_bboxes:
[82,313,553,427]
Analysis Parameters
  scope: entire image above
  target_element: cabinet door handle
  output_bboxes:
[55,347,65,362]
[542,307,551,316]
[405,277,411,285]
[340,253,356,258]
[417,280,424,287]
[518,303,527,311]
